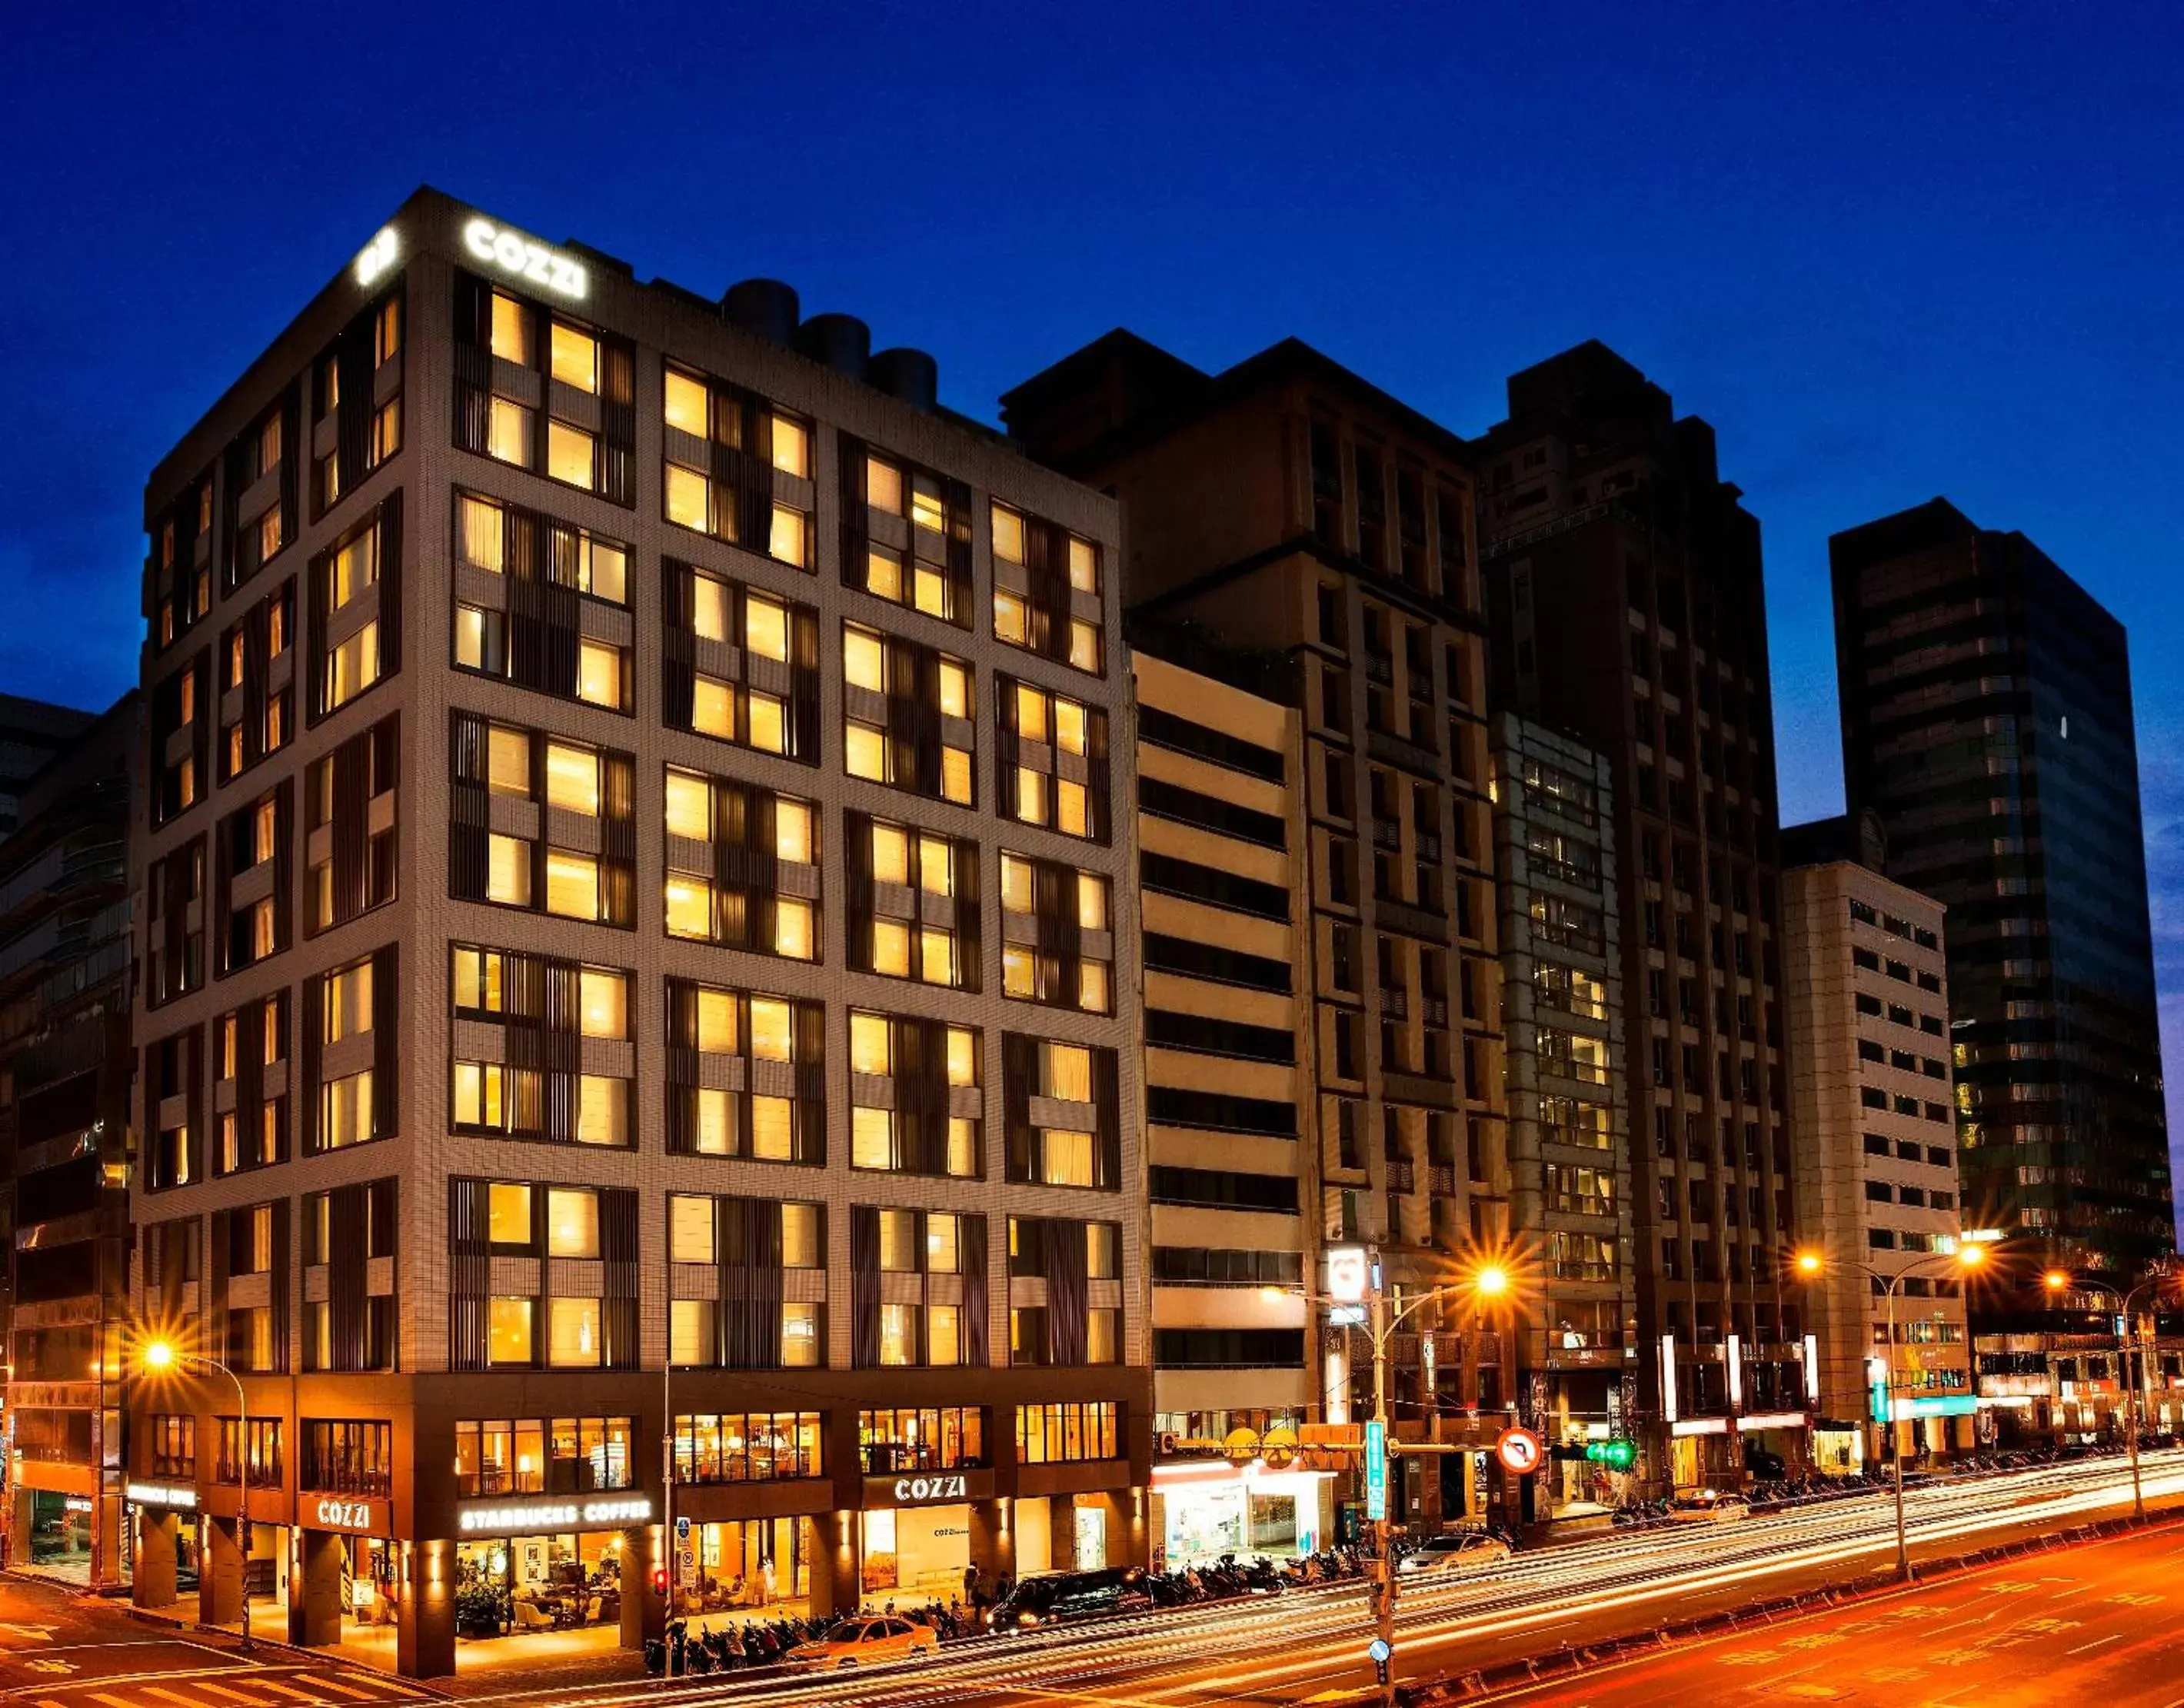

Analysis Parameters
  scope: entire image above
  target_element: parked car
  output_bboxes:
[783,1615,938,1668]
[988,1567,1154,1631]
[1669,1490,1751,1523]
[1397,1532,1513,1577]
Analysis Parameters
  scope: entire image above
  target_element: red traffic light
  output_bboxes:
[652,1566,668,1596]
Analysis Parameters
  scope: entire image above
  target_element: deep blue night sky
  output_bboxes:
[5,2,2180,1180]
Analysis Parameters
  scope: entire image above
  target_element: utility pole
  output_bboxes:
[1370,1256,1395,1708]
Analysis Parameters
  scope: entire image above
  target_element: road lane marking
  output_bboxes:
[148,1689,221,1706]
[309,1680,380,1701]
[2069,1633,2126,1654]
[251,1684,330,1703]
[195,1684,276,1704]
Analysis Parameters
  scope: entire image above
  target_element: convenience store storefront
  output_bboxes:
[1149,1460,1332,1569]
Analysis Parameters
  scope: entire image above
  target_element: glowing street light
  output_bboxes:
[2040,1262,2176,1520]
[1794,1241,1987,1582]
[138,1334,254,1650]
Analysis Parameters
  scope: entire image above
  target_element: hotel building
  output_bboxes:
[126,188,1148,1677]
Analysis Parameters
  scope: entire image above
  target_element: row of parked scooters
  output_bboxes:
[644,1614,837,1675]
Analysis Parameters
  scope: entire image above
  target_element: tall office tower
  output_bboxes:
[0,694,135,1585]
[1831,499,2172,1301]
[1005,331,1506,1532]
[1129,639,1333,1564]
[0,694,98,841]
[1477,341,1805,1491]
[1490,713,1636,1515]
[1779,815,1971,1471]
[127,189,1148,1679]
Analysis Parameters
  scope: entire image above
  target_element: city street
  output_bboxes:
[0,1576,429,1707]
[440,1446,2184,1706]
[1480,1519,2184,1706]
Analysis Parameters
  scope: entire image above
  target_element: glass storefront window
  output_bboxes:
[454,1531,627,1642]
[454,1418,634,1497]
[671,1413,823,1484]
[857,1407,986,1473]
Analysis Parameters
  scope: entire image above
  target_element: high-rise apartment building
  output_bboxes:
[1779,816,1970,1470]
[1477,341,1806,1490]
[1005,331,1505,1533]
[127,188,1148,1678]
[1490,713,1633,1515]
[1831,499,2171,1297]
[0,694,135,1583]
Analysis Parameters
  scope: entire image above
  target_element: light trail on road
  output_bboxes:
[462,1447,2184,1707]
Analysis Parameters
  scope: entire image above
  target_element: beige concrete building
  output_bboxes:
[1129,644,1330,1563]
[1781,816,1970,1470]
[127,188,1149,1678]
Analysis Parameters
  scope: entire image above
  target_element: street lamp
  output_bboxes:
[1795,1240,1986,1583]
[2042,1263,2175,1521]
[141,1337,254,1652]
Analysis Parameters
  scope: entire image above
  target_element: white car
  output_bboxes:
[1668,1490,1750,1523]
[783,1616,939,1668]
[1398,1532,1513,1576]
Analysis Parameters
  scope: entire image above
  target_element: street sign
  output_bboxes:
[1367,1636,1391,1663]
[1327,1303,1367,1327]
[1363,1419,1388,1520]
[674,1513,696,1590]
[1494,1427,1544,1477]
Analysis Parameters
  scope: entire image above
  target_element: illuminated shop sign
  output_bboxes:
[311,1497,386,1533]
[455,1495,651,1536]
[125,1480,197,1510]
[861,1468,995,1509]
[461,216,587,300]
[354,225,399,287]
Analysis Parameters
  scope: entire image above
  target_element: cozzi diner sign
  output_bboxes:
[864,1468,994,1509]
[352,214,588,301]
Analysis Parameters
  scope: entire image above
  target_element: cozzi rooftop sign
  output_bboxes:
[353,213,588,301]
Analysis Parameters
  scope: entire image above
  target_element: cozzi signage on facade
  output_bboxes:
[456,1495,651,1536]
[311,1497,387,1534]
[352,215,588,301]
[862,1469,995,1509]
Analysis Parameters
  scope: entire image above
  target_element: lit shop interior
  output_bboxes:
[1150,1460,1333,1568]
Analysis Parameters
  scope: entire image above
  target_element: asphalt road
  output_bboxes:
[0,1576,431,1707]
[445,1446,2184,1708]
[1477,1519,2184,1706]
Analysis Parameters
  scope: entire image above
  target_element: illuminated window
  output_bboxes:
[544,741,600,814]
[577,640,623,710]
[488,1299,534,1367]
[991,504,1024,563]
[775,897,814,961]
[694,989,737,1052]
[867,457,903,514]
[749,999,794,1061]
[579,968,627,1038]
[664,369,708,434]
[489,292,530,365]
[664,877,711,938]
[577,1075,629,1146]
[775,799,813,863]
[546,1188,599,1257]
[692,678,734,739]
[871,822,911,884]
[325,622,380,711]
[664,771,711,839]
[771,415,810,478]
[487,397,532,466]
[548,1297,601,1369]
[488,726,531,795]
[845,722,889,782]
[544,849,600,919]
[994,588,1027,644]
[747,693,786,754]
[670,1196,715,1264]
[771,504,808,568]
[487,1183,531,1247]
[546,420,595,490]
[664,463,711,531]
[549,323,598,392]
[746,594,789,661]
[460,494,504,572]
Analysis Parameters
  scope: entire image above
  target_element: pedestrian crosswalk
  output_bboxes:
[33,1663,433,1708]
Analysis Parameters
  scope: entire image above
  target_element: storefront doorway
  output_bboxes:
[1156,1470,1329,1567]
[860,1504,969,1608]
[28,1493,93,1571]
[454,1532,626,1646]
[691,1517,810,1615]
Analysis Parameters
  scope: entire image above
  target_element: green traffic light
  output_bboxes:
[1585,1439,1636,1470]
